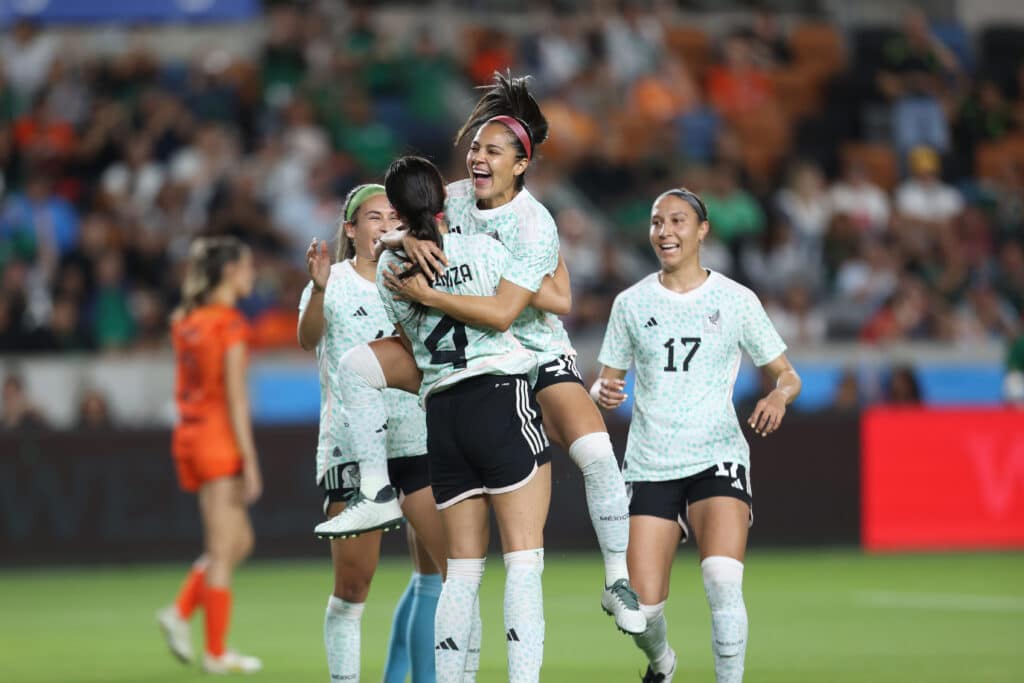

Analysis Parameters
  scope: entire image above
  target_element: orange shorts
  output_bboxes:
[172,426,243,493]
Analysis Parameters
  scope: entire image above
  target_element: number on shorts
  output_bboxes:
[425,315,468,368]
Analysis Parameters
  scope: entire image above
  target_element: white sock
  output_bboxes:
[337,348,391,498]
[569,433,630,585]
[462,596,482,683]
[325,595,364,682]
[633,601,675,674]
[435,559,484,683]
[503,548,545,683]
[702,556,747,683]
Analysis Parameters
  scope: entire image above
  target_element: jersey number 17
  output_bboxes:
[662,337,701,372]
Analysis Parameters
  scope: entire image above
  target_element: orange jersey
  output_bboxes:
[171,305,250,472]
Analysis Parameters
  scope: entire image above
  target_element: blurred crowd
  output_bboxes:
[0,1,1023,365]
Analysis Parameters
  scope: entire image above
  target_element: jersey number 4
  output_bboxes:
[425,315,468,368]
[663,337,701,372]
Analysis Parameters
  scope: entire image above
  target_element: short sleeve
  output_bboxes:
[375,255,402,325]
[500,219,556,293]
[739,291,787,366]
[298,281,313,313]
[598,294,635,370]
[222,310,250,349]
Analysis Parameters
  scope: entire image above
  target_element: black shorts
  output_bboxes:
[628,462,753,542]
[426,374,551,510]
[320,454,431,515]
[533,354,584,393]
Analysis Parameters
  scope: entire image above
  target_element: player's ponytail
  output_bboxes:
[384,156,446,263]
[176,236,247,319]
[455,71,548,190]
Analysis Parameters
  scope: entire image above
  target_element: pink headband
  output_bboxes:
[487,115,532,160]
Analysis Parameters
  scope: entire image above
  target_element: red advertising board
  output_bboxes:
[862,408,1024,551]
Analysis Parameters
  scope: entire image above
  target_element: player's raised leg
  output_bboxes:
[536,380,643,635]
[688,497,750,683]
[315,337,421,539]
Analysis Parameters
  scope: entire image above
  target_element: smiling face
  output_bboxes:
[466,122,529,208]
[649,193,709,272]
[345,193,401,262]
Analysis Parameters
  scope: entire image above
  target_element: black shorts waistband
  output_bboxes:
[429,373,529,400]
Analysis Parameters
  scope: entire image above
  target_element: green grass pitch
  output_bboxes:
[1,550,1021,682]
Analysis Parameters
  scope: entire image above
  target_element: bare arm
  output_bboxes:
[529,254,572,316]
[747,353,802,437]
[297,239,330,350]
[384,266,534,332]
[225,342,261,503]
[590,366,629,410]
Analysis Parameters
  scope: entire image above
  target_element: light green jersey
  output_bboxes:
[445,179,574,365]
[299,260,426,484]
[378,232,537,404]
[598,271,787,482]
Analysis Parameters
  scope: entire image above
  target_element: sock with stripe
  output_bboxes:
[174,562,206,619]
[503,548,545,683]
[463,596,482,682]
[409,572,442,682]
[383,574,417,683]
[338,344,392,498]
[702,556,747,683]
[325,595,365,682]
[203,586,232,657]
[633,601,675,674]
[435,559,484,682]
[569,433,630,585]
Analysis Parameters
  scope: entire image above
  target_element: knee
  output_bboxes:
[334,564,374,603]
[567,432,615,470]
[340,344,386,389]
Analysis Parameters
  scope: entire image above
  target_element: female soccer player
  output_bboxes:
[298,185,446,683]
[326,72,644,636]
[158,236,262,674]
[380,156,551,683]
[592,188,802,683]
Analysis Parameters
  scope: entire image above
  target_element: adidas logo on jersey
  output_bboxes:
[644,317,658,328]
[353,307,368,317]
[435,637,459,651]
[506,629,520,642]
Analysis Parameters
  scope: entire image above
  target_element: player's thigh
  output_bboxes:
[369,336,422,394]
[687,496,750,562]
[327,500,383,600]
[536,381,608,450]
[627,515,682,605]
[438,495,490,559]
[490,462,551,553]
[401,486,446,576]
[198,475,248,558]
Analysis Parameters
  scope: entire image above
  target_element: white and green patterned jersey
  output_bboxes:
[378,232,537,403]
[299,260,427,484]
[445,179,574,365]
[598,270,787,482]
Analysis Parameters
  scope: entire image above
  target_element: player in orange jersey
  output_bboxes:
[157,236,263,675]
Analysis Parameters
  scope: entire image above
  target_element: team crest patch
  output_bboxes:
[704,308,721,333]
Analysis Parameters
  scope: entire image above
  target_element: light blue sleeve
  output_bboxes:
[597,293,636,370]
[376,256,403,326]
[739,290,787,366]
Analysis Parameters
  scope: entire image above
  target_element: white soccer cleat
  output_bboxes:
[314,487,404,539]
[156,605,193,663]
[602,578,647,635]
[203,649,263,674]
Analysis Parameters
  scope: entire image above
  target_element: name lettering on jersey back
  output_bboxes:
[433,264,474,289]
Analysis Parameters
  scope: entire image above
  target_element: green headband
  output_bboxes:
[345,184,386,222]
